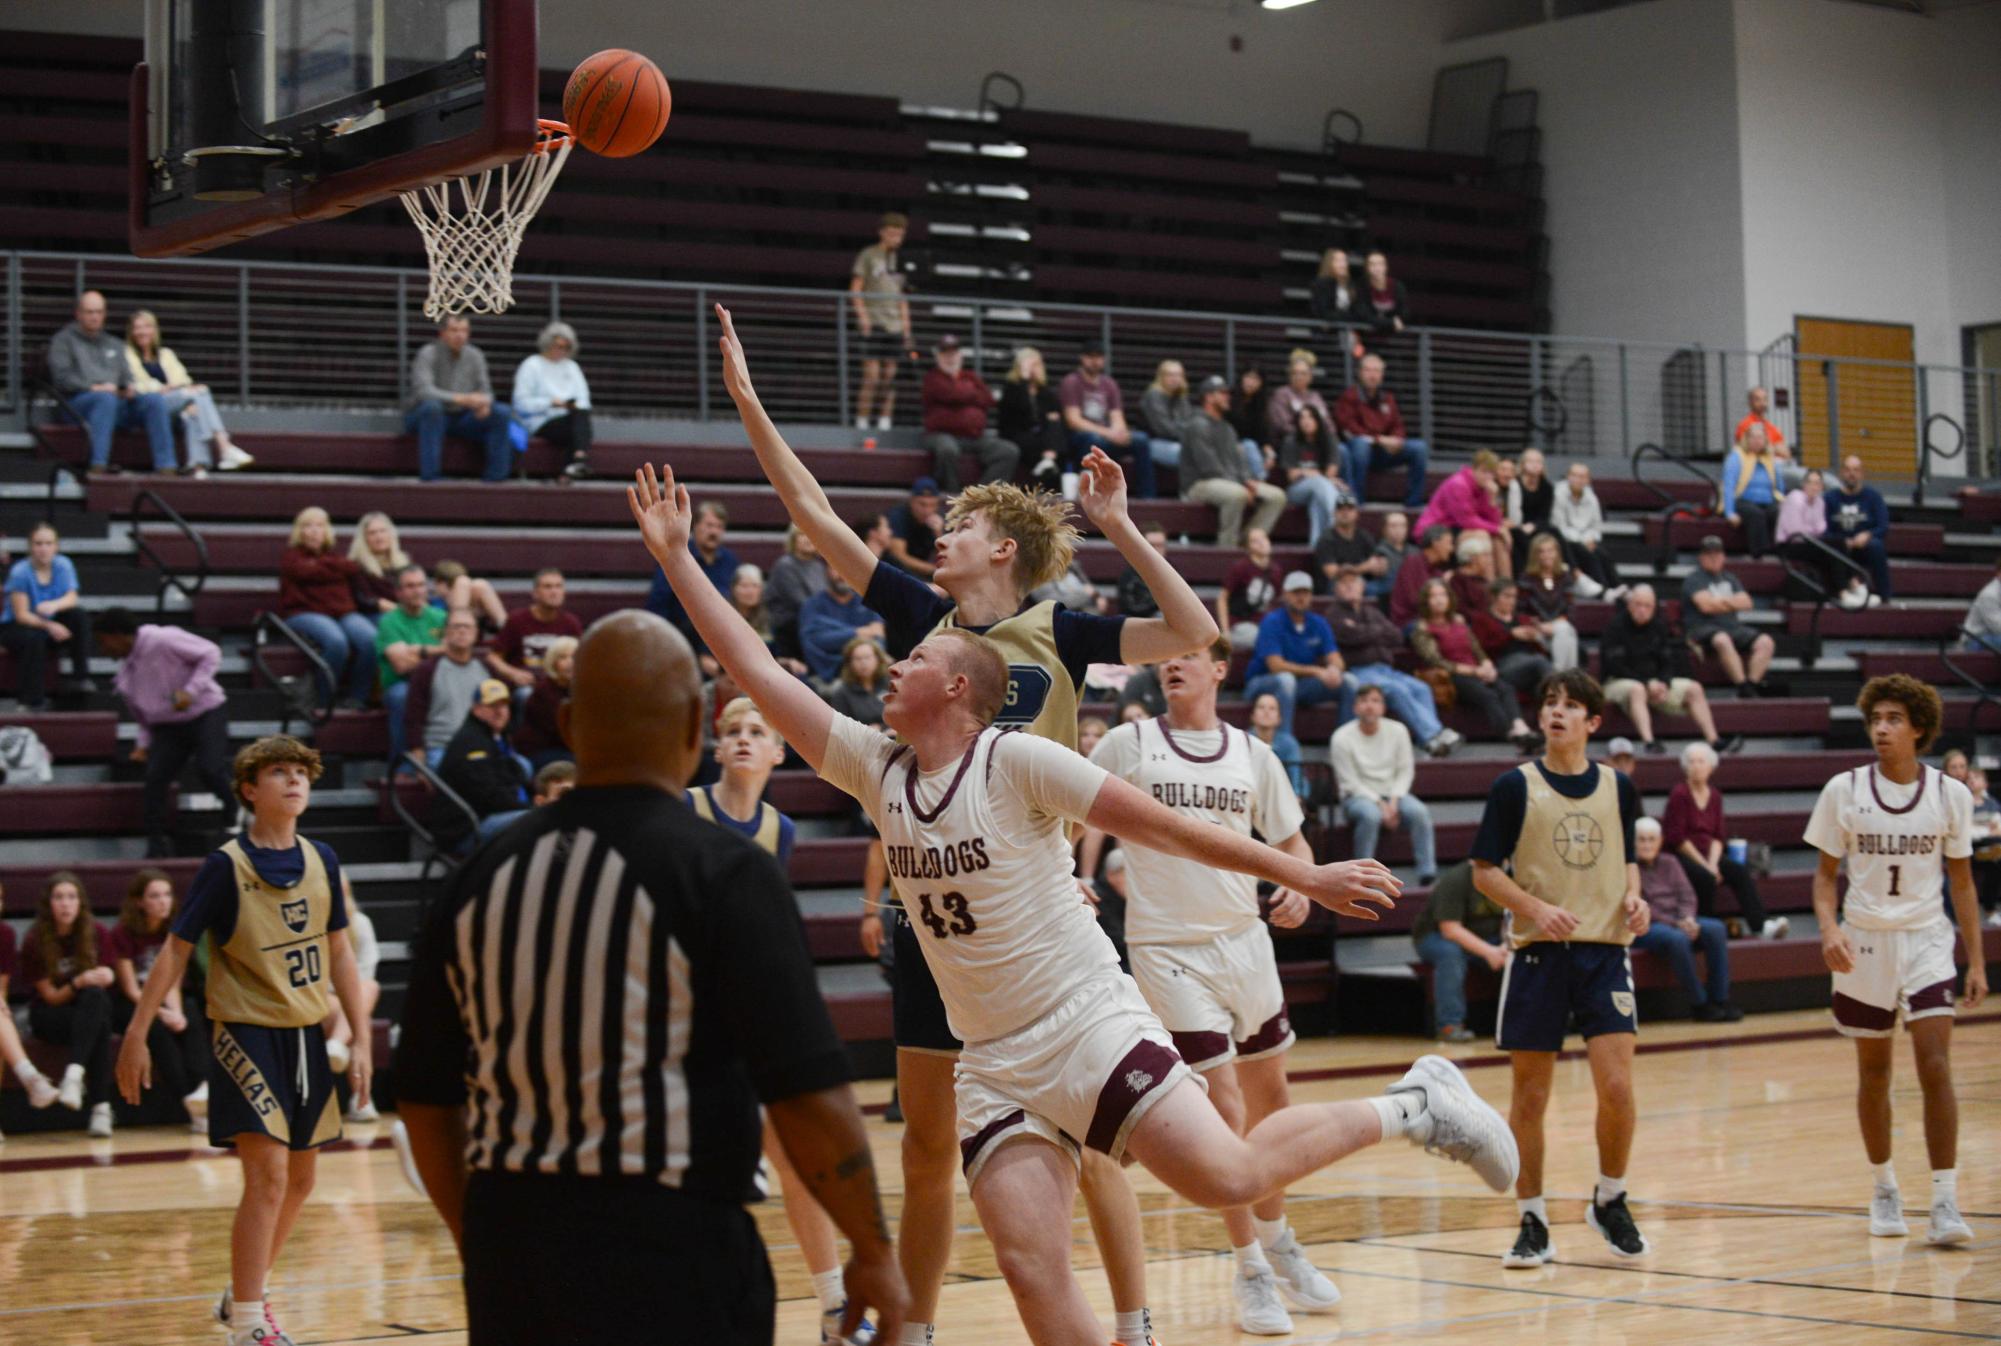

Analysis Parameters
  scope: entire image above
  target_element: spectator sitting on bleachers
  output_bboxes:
[1411,578,1538,753]
[1630,817,1741,1021]
[1354,250,1410,350]
[1447,530,1498,622]
[1138,359,1193,474]
[921,334,1018,493]
[998,346,1066,489]
[645,499,739,673]
[278,506,377,710]
[378,565,446,762]
[515,634,575,771]
[1331,682,1437,885]
[431,558,509,632]
[106,867,209,1129]
[401,607,507,767]
[877,478,942,580]
[406,314,514,483]
[1664,740,1785,941]
[47,290,177,477]
[1503,448,1554,572]
[1060,339,1154,499]
[1278,406,1351,546]
[1961,552,2001,654]
[0,915,63,1118]
[1942,747,1969,787]
[23,872,117,1136]
[1180,374,1285,549]
[95,608,234,859]
[1227,366,1272,455]
[1722,423,1784,558]
[1418,449,1512,580]
[1266,349,1345,487]
[512,321,594,481]
[349,511,506,628]
[1826,454,1892,607]
[435,678,531,848]
[766,525,827,659]
[1469,584,1557,712]
[1735,387,1802,488]
[1681,536,1776,698]
[797,573,884,683]
[319,872,383,1121]
[1029,558,1105,614]
[1776,468,1837,596]
[1549,460,1620,596]
[124,310,253,474]
[489,567,584,691]
[1597,584,1736,757]
[820,636,891,723]
[1334,354,1428,510]
[1376,510,1416,596]
[849,212,911,432]
[1217,528,1282,648]
[1389,525,1456,630]
[534,759,577,805]
[3,521,94,709]
[1604,736,1640,798]
[1411,861,1506,1045]
[1116,666,1165,722]
[1309,248,1363,359]
[732,563,804,671]
[1243,571,1343,736]
[1514,532,1582,671]
[1247,690,1308,801]
[1326,569,1456,757]
[1313,498,1386,598]
[1116,521,1170,619]
[1966,767,2001,927]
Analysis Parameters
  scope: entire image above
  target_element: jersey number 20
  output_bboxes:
[916,891,978,939]
[285,945,323,989]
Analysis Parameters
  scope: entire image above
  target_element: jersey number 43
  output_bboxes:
[915,891,978,939]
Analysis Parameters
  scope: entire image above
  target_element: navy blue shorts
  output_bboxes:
[892,908,962,1055]
[1495,942,1638,1053]
[208,1020,343,1151]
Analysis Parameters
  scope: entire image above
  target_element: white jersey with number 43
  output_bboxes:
[820,717,1122,1044]
[1804,764,1972,931]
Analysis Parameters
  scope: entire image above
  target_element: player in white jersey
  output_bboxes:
[1805,675,1986,1247]
[1083,636,1342,1335]
[632,464,1519,1346]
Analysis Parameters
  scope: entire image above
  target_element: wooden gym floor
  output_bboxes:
[2,1009,1995,1344]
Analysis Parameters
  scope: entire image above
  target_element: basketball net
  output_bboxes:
[401,120,573,319]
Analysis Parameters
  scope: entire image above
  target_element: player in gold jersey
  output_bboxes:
[116,736,373,1346]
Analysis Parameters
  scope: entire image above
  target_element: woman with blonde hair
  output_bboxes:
[1267,347,1346,484]
[348,510,505,627]
[512,320,594,480]
[1137,359,1191,472]
[1309,248,1365,359]
[517,633,577,769]
[278,506,377,707]
[1516,531,1581,671]
[766,524,826,658]
[997,345,1066,487]
[124,309,254,474]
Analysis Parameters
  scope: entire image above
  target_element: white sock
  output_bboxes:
[1873,1160,1898,1191]
[11,1060,42,1086]
[1368,1092,1421,1139]
[1253,1214,1288,1250]
[1594,1173,1626,1206]
[1932,1170,1957,1204]
[230,1299,264,1326]
[1517,1195,1548,1223]
[897,1325,935,1346]
[1114,1308,1150,1343]
[62,1063,84,1084]
[812,1268,844,1313]
[1233,1240,1269,1270]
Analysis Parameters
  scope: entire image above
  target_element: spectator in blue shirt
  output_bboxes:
[2,522,93,709]
[797,574,885,682]
[1825,454,1891,605]
[644,500,740,673]
[1243,570,1345,735]
[1720,422,1783,558]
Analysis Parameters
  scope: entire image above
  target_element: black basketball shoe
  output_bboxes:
[1586,1192,1651,1258]
[1501,1210,1554,1268]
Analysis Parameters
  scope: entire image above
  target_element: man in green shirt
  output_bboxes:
[378,564,446,760]
[1412,862,1509,1044]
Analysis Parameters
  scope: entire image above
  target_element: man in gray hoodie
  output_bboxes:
[47,291,177,474]
[1180,375,1286,548]
[405,314,515,482]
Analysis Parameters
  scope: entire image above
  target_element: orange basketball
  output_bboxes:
[563,49,671,158]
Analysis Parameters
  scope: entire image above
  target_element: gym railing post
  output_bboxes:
[1825,362,1840,465]
[1618,343,1631,458]
[238,266,251,401]
[1418,331,1435,448]
[695,288,710,422]
[395,274,409,403]
[836,300,851,429]
[1223,318,1235,385]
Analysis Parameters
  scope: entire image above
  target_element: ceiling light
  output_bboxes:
[1262,0,1320,8]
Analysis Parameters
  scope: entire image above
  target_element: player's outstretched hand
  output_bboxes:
[1302,858,1402,920]
[1267,887,1312,929]
[1960,963,1986,1009]
[114,1032,151,1107]
[843,1247,908,1346]
[628,463,693,565]
[1621,892,1651,936]
[714,303,758,405]
[1820,924,1856,976]
[1076,446,1128,527]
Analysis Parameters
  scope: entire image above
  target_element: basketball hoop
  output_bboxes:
[401,119,573,319]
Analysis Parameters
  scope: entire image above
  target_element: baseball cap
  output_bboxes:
[1283,570,1315,592]
[476,678,511,707]
[1335,495,1359,511]
[910,476,940,496]
[934,333,961,351]
[1079,337,1105,357]
[1700,534,1726,553]
[1196,374,1229,396]
[1607,736,1636,758]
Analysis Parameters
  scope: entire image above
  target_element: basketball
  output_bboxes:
[562,48,670,158]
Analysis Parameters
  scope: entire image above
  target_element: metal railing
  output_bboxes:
[1777,534,1873,671]
[384,753,482,885]
[1940,626,1999,739]
[127,487,209,615]
[1915,412,1966,509]
[4,249,1997,485]
[252,610,335,729]
[1628,442,1717,573]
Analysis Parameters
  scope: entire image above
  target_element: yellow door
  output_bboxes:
[1793,318,1916,478]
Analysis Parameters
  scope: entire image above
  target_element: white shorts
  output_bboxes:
[1831,916,1958,1038]
[955,972,1197,1185]
[1129,922,1294,1073]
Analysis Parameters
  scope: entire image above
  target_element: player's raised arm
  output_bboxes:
[714,304,881,594]
[630,464,838,772]
[1075,448,1220,663]
[1084,770,1398,918]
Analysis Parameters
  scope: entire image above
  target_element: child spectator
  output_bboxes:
[115,735,372,1346]
[1217,528,1283,648]
[278,507,376,709]
[515,633,576,770]
[488,567,583,690]
[0,902,63,1125]
[849,212,911,432]
[107,866,211,1130]
[512,321,594,480]
[24,871,118,1136]
[821,636,890,721]
[125,309,253,473]
[2,521,94,708]
[532,759,578,804]
[430,557,509,631]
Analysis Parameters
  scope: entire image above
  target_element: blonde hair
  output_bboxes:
[348,510,409,577]
[544,635,578,678]
[125,308,163,361]
[288,506,334,553]
[1287,347,1318,374]
[1471,448,1500,473]
[928,629,1009,724]
[944,483,1080,595]
[1008,346,1046,387]
[1148,359,1185,394]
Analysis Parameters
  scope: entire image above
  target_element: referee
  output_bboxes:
[397,610,906,1345]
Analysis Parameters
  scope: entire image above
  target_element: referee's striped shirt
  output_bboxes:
[396,783,851,1201]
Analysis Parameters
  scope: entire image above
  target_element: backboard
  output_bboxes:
[131,0,540,257]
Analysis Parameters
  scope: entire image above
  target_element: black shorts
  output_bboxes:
[1688,622,1758,653]
[208,1020,342,1151]
[859,331,907,363]
[1495,942,1638,1053]
[463,1170,774,1346]
[893,907,963,1054]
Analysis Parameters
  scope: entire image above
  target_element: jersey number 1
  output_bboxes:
[1888,864,1901,897]
[916,892,978,939]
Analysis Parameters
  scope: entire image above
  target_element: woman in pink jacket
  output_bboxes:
[1415,449,1511,578]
